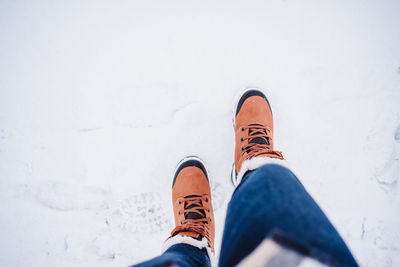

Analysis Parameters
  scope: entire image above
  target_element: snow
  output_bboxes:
[0,0,399,266]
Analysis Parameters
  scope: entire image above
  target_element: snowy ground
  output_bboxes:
[1,0,399,266]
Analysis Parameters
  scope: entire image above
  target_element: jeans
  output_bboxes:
[133,243,210,267]
[132,164,358,267]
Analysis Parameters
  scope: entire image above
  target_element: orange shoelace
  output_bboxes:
[171,195,212,244]
[241,124,284,159]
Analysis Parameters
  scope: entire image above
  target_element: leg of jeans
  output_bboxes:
[131,243,210,267]
[218,164,358,267]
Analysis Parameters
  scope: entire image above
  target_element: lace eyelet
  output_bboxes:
[178,200,182,205]
[180,221,183,225]
[240,138,243,142]
[209,218,212,222]
[178,211,181,215]
[241,147,244,152]
[207,209,210,212]
[205,198,208,203]
[241,127,244,132]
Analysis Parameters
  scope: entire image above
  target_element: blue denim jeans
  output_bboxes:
[133,243,210,267]
[132,164,358,267]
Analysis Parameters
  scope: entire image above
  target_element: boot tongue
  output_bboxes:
[184,195,206,220]
[248,124,269,145]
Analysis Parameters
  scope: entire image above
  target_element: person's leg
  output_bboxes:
[131,157,215,267]
[219,163,358,267]
[132,243,209,267]
[221,88,358,266]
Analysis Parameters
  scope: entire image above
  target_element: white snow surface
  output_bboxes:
[1,0,399,266]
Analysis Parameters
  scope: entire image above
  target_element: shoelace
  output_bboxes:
[241,124,284,159]
[171,195,212,245]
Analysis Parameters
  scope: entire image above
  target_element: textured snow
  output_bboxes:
[0,0,399,266]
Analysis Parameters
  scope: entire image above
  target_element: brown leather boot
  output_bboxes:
[163,156,215,264]
[232,88,285,186]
